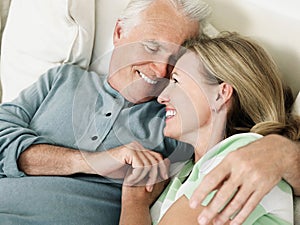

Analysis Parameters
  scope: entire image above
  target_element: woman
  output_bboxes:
[119,32,300,225]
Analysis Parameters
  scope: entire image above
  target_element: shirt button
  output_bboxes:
[105,112,112,117]
[91,136,98,141]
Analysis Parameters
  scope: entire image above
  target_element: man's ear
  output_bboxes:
[214,82,233,112]
[113,19,123,45]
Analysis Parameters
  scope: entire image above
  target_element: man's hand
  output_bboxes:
[189,134,300,225]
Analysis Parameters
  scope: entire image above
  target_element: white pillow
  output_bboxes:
[292,92,300,116]
[0,0,95,102]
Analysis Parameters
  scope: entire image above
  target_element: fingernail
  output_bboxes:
[190,200,197,209]
[198,216,208,225]
[147,186,153,192]
[230,222,239,225]
[213,219,222,225]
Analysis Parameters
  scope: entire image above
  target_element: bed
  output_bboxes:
[0,0,299,224]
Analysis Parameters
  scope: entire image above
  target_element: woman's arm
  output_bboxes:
[119,181,168,225]
[158,196,230,225]
[119,195,152,225]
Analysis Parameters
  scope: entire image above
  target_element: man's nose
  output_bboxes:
[150,62,169,78]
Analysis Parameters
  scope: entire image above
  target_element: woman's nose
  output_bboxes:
[157,88,170,105]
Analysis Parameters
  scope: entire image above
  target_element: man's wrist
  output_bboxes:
[72,150,95,174]
[270,134,300,194]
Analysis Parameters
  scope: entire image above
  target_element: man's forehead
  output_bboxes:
[137,1,199,40]
[141,0,182,20]
[140,17,198,33]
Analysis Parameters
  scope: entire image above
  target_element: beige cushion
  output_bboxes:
[293,92,300,115]
[293,92,300,225]
[295,196,300,225]
[90,0,130,75]
[0,0,11,51]
[0,0,95,102]
[205,0,300,98]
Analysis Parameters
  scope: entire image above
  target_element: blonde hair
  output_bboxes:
[185,32,300,140]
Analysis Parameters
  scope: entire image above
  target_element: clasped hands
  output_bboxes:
[81,141,170,192]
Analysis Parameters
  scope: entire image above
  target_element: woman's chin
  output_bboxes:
[163,129,181,141]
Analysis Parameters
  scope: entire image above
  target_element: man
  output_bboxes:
[0,0,210,224]
[0,1,299,225]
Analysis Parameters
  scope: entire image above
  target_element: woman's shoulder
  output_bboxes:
[189,133,263,185]
[200,133,263,164]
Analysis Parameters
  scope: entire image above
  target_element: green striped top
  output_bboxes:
[151,133,293,225]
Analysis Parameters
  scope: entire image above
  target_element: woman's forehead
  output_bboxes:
[175,52,203,77]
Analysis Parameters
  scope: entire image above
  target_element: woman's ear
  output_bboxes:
[113,19,123,45]
[214,82,233,112]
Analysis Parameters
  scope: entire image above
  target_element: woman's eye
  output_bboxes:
[171,78,178,84]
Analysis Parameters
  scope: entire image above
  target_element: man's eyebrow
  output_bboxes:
[143,40,161,47]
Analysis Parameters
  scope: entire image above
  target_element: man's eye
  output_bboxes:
[144,44,158,53]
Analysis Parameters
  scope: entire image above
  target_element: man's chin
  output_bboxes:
[127,95,157,104]
[121,86,165,104]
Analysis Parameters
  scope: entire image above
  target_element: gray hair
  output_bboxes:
[119,0,211,35]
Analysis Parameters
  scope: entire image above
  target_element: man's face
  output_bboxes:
[108,0,199,104]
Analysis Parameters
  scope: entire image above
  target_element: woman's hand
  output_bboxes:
[120,142,170,191]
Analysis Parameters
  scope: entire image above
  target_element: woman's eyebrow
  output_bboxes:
[170,72,179,79]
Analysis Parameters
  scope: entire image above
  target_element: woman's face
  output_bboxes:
[157,51,219,144]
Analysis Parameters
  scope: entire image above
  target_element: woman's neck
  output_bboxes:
[192,131,224,162]
[190,116,227,162]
